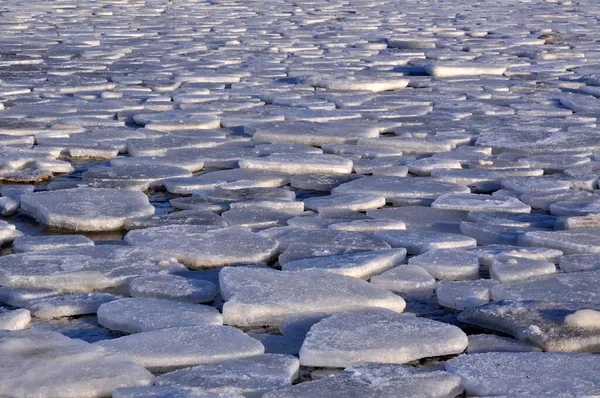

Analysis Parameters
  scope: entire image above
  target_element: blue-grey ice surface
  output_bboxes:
[0,0,600,396]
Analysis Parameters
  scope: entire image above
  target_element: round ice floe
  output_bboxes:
[155,354,299,397]
[248,120,384,146]
[220,267,406,327]
[519,228,600,254]
[303,193,386,214]
[282,249,406,279]
[431,193,531,213]
[445,352,600,397]
[459,300,600,352]
[333,176,470,203]
[124,226,278,268]
[490,256,556,282]
[95,325,264,372]
[467,334,541,354]
[12,234,94,253]
[239,153,353,175]
[376,230,477,255]
[82,164,192,189]
[436,280,497,310]
[124,210,227,230]
[408,249,480,280]
[166,169,289,193]
[128,274,217,303]
[0,245,186,293]
[21,188,155,231]
[370,265,437,294]
[303,75,409,92]
[276,229,391,251]
[299,308,468,367]
[565,309,600,330]
[491,271,600,305]
[97,297,222,333]
[290,174,363,191]
[0,329,153,397]
[26,292,117,319]
[263,363,462,398]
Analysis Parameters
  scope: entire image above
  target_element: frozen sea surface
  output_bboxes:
[0,0,600,396]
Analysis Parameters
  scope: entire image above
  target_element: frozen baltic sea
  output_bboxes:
[0,0,599,396]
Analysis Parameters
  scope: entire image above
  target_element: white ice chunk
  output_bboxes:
[26,292,117,319]
[0,329,153,397]
[239,153,353,175]
[264,363,462,398]
[128,274,217,303]
[97,297,222,333]
[370,265,437,294]
[491,271,600,305]
[432,193,531,213]
[282,249,406,279]
[95,325,264,372]
[436,280,497,310]
[0,245,186,293]
[300,308,468,367]
[490,255,556,282]
[125,226,278,268]
[220,267,406,327]
[445,352,600,397]
[377,231,477,255]
[13,234,94,253]
[156,354,299,398]
[519,228,600,254]
[304,193,385,213]
[467,334,541,354]
[21,188,155,231]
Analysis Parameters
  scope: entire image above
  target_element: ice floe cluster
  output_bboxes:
[0,0,599,396]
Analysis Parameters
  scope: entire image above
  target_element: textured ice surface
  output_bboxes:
[370,265,437,294]
[282,249,406,279]
[436,280,498,310]
[0,329,153,397]
[0,308,31,330]
[21,188,155,231]
[113,386,239,398]
[12,234,94,253]
[220,267,406,326]
[96,326,264,372]
[97,298,222,333]
[459,300,600,352]
[299,308,468,367]
[0,245,186,292]
[128,274,217,303]
[264,363,462,398]
[375,230,477,254]
[445,352,600,397]
[408,249,480,280]
[4,0,600,393]
[491,271,600,305]
[156,354,299,398]
[467,334,541,354]
[125,226,278,268]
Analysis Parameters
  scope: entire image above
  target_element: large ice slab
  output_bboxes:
[125,226,278,268]
[264,363,462,398]
[0,329,153,397]
[0,245,186,292]
[97,298,222,333]
[239,153,353,175]
[299,308,468,367]
[282,249,406,279]
[21,188,155,231]
[96,326,264,372]
[445,352,600,397]
[128,274,217,303]
[459,300,600,352]
[156,354,299,398]
[220,267,406,326]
